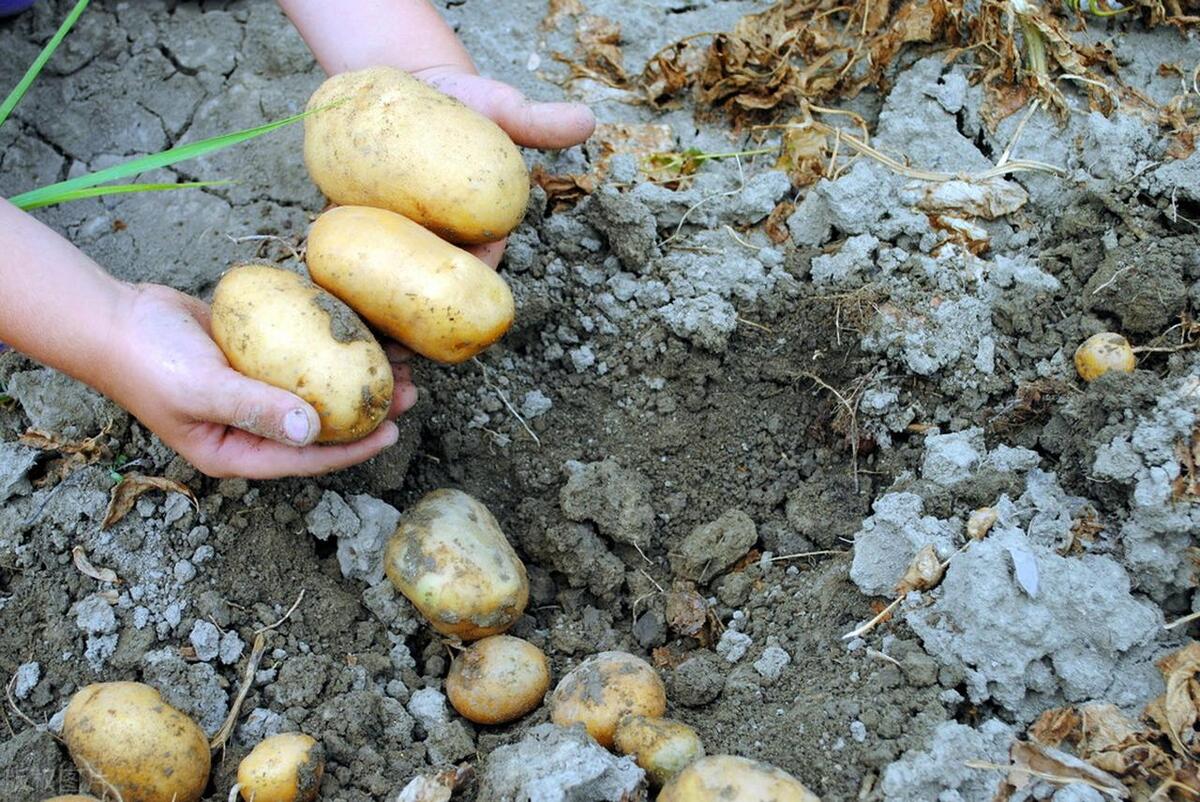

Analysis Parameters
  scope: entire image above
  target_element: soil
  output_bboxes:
[1,1,1198,801]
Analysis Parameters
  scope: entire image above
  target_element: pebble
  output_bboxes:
[716,629,753,663]
[189,620,221,662]
[850,720,868,743]
[13,661,40,699]
[753,645,792,681]
[174,559,197,584]
[219,630,245,665]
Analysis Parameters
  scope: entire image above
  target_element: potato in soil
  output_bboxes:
[384,488,528,640]
[62,681,210,802]
[613,715,704,786]
[1074,332,1136,382]
[658,755,821,802]
[446,635,551,724]
[307,205,515,364]
[304,66,529,245]
[210,262,392,443]
[549,651,667,749]
[237,732,325,802]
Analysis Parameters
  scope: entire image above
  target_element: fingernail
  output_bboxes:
[284,408,312,445]
[382,421,400,446]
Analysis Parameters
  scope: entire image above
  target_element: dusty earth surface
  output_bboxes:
[1,0,1199,800]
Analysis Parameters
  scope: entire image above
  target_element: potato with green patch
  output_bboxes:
[62,682,210,802]
[549,651,666,749]
[613,715,704,787]
[304,66,529,245]
[385,489,528,640]
[237,732,325,802]
[211,263,392,443]
[307,206,514,364]
[446,635,550,724]
[658,755,821,802]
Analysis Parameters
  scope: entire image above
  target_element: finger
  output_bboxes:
[466,239,506,270]
[191,370,322,447]
[431,74,595,149]
[389,364,419,419]
[196,421,400,480]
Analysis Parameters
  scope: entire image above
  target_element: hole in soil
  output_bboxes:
[312,537,336,560]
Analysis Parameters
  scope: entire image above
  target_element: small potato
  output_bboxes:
[549,651,667,749]
[63,682,210,802]
[211,263,392,443]
[446,635,550,724]
[385,489,528,640]
[43,797,101,801]
[307,206,514,364]
[1074,332,1136,382]
[658,755,821,802]
[613,715,704,787]
[237,732,325,802]
[304,66,529,245]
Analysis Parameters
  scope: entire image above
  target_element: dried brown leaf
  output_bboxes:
[1150,642,1200,759]
[777,122,830,187]
[72,545,120,585]
[1006,740,1130,798]
[576,14,628,85]
[542,0,584,30]
[665,585,708,637]
[102,473,198,530]
[896,544,945,595]
[19,426,110,487]
[967,507,999,540]
[764,200,795,244]
[1029,707,1081,748]
[396,765,473,802]
[919,179,1029,219]
[531,165,597,213]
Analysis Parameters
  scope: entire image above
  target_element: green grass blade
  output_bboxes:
[0,0,90,130]
[13,180,231,211]
[7,104,326,210]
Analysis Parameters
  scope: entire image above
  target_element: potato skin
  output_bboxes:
[237,732,325,802]
[211,262,392,444]
[446,635,550,724]
[62,682,211,802]
[304,66,529,245]
[1074,332,1136,382]
[307,206,515,364]
[549,651,667,749]
[658,755,821,802]
[613,715,704,787]
[385,489,529,640]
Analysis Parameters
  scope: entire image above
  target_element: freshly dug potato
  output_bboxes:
[304,66,529,245]
[307,206,515,364]
[658,755,821,802]
[237,732,325,802]
[446,635,550,724]
[613,715,704,787]
[62,682,210,802]
[549,651,667,749]
[1074,332,1136,382]
[43,797,100,801]
[385,489,528,640]
[211,263,392,443]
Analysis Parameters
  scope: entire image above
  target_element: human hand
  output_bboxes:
[105,283,418,479]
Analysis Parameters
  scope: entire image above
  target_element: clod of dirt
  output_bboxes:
[407,688,475,766]
[4,368,118,437]
[304,490,401,583]
[477,722,646,802]
[670,508,757,583]
[560,459,655,548]
[582,186,661,273]
[0,726,62,802]
[880,719,1014,802]
[142,647,230,737]
[850,493,957,597]
[0,442,38,503]
[520,522,624,598]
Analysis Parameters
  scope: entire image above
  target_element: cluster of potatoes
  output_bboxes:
[50,681,323,802]
[213,66,529,444]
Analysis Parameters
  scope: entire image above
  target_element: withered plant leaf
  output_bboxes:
[777,122,829,187]
[19,426,111,486]
[1006,740,1130,798]
[1029,707,1081,748]
[576,14,628,85]
[396,765,473,802]
[102,473,198,529]
[1150,642,1200,758]
[665,585,709,637]
[765,201,795,244]
[531,165,597,213]
[896,544,945,595]
[918,179,1029,219]
[72,545,120,585]
[542,0,584,30]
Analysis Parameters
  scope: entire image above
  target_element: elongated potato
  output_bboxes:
[211,263,392,443]
[659,755,819,802]
[304,66,529,244]
[385,489,528,640]
[238,732,324,802]
[307,206,514,364]
[550,651,667,749]
[446,635,550,724]
[62,682,210,802]
[613,715,704,787]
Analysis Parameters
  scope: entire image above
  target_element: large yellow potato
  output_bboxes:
[237,732,325,802]
[549,651,667,749]
[658,755,821,802]
[62,682,210,802]
[304,66,530,245]
[446,635,550,724]
[385,489,528,640]
[211,263,392,443]
[613,715,704,787]
[306,206,515,364]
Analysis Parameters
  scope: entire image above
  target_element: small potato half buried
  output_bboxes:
[385,489,528,640]
[549,651,667,749]
[613,715,704,787]
[211,263,392,443]
[658,755,821,802]
[62,682,210,802]
[304,66,529,245]
[307,206,514,364]
[237,732,325,802]
[446,635,550,724]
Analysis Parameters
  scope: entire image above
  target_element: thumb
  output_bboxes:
[198,372,322,447]
[425,73,595,150]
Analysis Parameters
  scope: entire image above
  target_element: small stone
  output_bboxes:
[189,620,221,662]
[753,645,791,682]
[218,630,244,665]
[73,594,117,635]
[672,509,758,583]
[173,559,197,584]
[850,720,868,743]
[670,654,725,707]
[716,629,753,664]
[632,610,667,649]
[13,661,40,699]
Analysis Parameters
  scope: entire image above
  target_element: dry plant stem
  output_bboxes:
[228,783,242,802]
[996,99,1042,167]
[1164,608,1200,630]
[964,760,1126,798]
[658,155,748,249]
[842,596,902,640]
[800,371,865,490]
[865,647,900,667]
[768,549,848,561]
[79,757,126,802]
[253,588,306,636]
[5,672,49,736]
[473,358,541,446]
[210,632,268,753]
